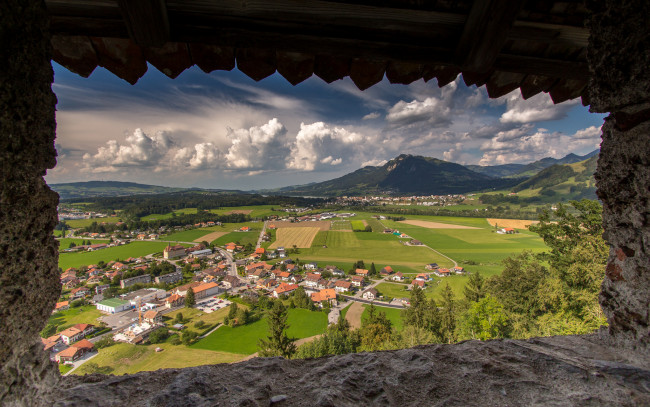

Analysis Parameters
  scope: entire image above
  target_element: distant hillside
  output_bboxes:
[51,181,186,200]
[278,154,520,196]
[511,155,598,200]
[467,150,599,178]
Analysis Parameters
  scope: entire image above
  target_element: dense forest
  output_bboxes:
[68,191,323,218]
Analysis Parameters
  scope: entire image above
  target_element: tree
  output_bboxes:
[258,301,296,358]
[174,312,184,324]
[459,295,511,340]
[369,262,377,276]
[185,287,195,308]
[463,271,485,303]
[439,284,457,343]
[68,242,76,249]
[148,327,170,344]
[360,304,393,351]
[403,286,427,329]
[181,329,199,345]
[364,225,372,232]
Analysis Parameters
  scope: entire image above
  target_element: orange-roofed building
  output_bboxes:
[255,247,265,255]
[55,301,69,312]
[355,268,369,276]
[311,289,337,307]
[193,281,221,299]
[273,283,298,298]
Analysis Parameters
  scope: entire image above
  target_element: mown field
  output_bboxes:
[58,241,172,270]
[268,227,320,249]
[209,205,286,218]
[47,305,102,330]
[72,342,245,375]
[299,228,453,272]
[192,308,328,355]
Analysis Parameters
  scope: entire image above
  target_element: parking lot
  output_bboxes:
[195,297,231,313]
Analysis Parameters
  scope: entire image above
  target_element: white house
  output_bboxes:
[362,288,378,300]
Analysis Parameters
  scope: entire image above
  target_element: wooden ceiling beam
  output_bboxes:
[116,0,170,47]
[454,0,523,73]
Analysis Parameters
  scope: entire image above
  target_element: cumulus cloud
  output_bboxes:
[386,97,452,128]
[288,122,367,171]
[362,112,381,120]
[478,125,602,165]
[443,143,463,162]
[174,143,222,170]
[82,128,173,172]
[224,118,289,170]
[500,92,579,124]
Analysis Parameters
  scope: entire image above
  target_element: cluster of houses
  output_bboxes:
[240,259,402,307]
[42,323,96,365]
[332,195,467,207]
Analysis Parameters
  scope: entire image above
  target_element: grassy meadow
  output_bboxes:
[72,342,245,375]
[58,241,172,270]
[48,305,102,330]
[192,308,328,355]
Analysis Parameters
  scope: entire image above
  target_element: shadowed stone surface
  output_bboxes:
[0,0,61,405]
[54,335,649,406]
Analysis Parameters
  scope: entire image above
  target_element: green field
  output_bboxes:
[331,220,352,231]
[72,342,245,375]
[162,226,226,243]
[64,217,123,228]
[374,282,412,300]
[350,220,366,230]
[209,223,262,247]
[299,229,453,271]
[58,241,172,270]
[192,308,328,354]
[209,205,286,218]
[48,305,102,330]
[361,304,404,332]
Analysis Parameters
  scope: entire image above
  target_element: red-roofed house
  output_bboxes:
[70,287,90,299]
[380,266,394,276]
[311,289,337,307]
[355,268,369,276]
[59,324,95,344]
[351,275,365,287]
[55,339,95,363]
[334,280,352,293]
[412,279,426,288]
[193,282,221,299]
[273,283,298,298]
[391,272,405,282]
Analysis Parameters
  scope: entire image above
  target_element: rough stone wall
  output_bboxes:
[53,335,650,407]
[0,1,61,405]
[588,0,650,346]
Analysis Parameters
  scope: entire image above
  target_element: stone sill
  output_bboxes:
[53,333,650,406]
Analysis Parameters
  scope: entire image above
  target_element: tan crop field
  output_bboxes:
[398,220,480,229]
[268,227,320,249]
[224,210,253,215]
[194,231,228,243]
[486,218,539,229]
[271,220,331,231]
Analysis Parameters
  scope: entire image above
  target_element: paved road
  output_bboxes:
[341,295,405,309]
[256,221,267,249]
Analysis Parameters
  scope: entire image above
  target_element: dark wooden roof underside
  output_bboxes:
[46,0,591,104]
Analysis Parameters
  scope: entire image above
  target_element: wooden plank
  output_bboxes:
[454,0,522,73]
[494,54,588,80]
[117,0,170,47]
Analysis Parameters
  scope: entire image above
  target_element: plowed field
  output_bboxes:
[268,227,320,249]
[486,218,539,229]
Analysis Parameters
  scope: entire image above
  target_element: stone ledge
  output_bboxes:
[52,334,650,407]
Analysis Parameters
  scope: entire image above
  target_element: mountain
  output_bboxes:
[51,181,187,200]
[466,150,599,178]
[510,155,598,200]
[277,154,520,196]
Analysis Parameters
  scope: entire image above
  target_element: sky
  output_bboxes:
[47,62,606,190]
